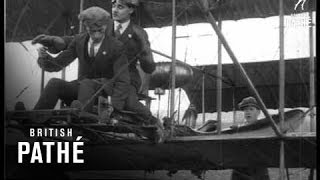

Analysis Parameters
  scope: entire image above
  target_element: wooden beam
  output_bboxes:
[217,16,222,134]
[233,67,237,125]
[197,0,283,137]
[202,73,205,124]
[170,0,177,136]
[157,94,161,119]
[40,70,45,93]
[309,11,315,132]
[177,88,181,124]
[61,17,69,83]
[279,0,286,179]
[79,0,84,34]
[279,0,285,133]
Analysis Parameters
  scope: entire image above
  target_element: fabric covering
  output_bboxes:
[182,57,317,112]
[6,0,316,42]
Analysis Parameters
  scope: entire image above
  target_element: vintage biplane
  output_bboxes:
[5,0,316,179]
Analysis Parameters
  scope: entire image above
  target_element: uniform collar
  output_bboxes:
[114,20,130,33]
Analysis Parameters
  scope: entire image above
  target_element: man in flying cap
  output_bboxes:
[238,96,262,124]
[32,0,165,143]
[34,7,130,113]
[230,96,270,180]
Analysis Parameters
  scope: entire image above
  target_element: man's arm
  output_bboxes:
[32,34,74,54]
[133,26,156,74]
[61,36,75,49]
[37,38,78,72]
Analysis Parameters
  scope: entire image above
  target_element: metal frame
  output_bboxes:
[170,0,177,136]
[196,0,283,137]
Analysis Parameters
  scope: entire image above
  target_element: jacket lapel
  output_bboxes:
[109,21,134,42]
[94,36,109,61]
[119,22,133,42]
[77,34,91,63]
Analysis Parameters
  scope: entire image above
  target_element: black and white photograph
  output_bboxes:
[4,0,316,179]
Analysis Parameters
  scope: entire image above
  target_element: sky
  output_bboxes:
[5,12,316,126]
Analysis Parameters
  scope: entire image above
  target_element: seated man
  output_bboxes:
[34,7,130,113]
[32,0,155,95]
[231,96,270,180]
[32,0,165,142]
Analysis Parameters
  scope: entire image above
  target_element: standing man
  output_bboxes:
[109,0,158,123]
[34,7,130,112]
[111,0,155,93]
[231,96,270,180]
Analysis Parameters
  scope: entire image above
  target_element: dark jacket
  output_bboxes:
[109,22,155,91]
[38,33,130,110]
[63,21,155,92]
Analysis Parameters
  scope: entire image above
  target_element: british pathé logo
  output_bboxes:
[18,128,85,164]
[294,0,307,11]
[284,0,311,28]
[285,13,311,28]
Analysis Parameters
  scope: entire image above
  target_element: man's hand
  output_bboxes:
[32,34,53,46]
[36,47,60,72]
[32,34,66,54]
[37,47,50,59]
[37,47,51,69]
